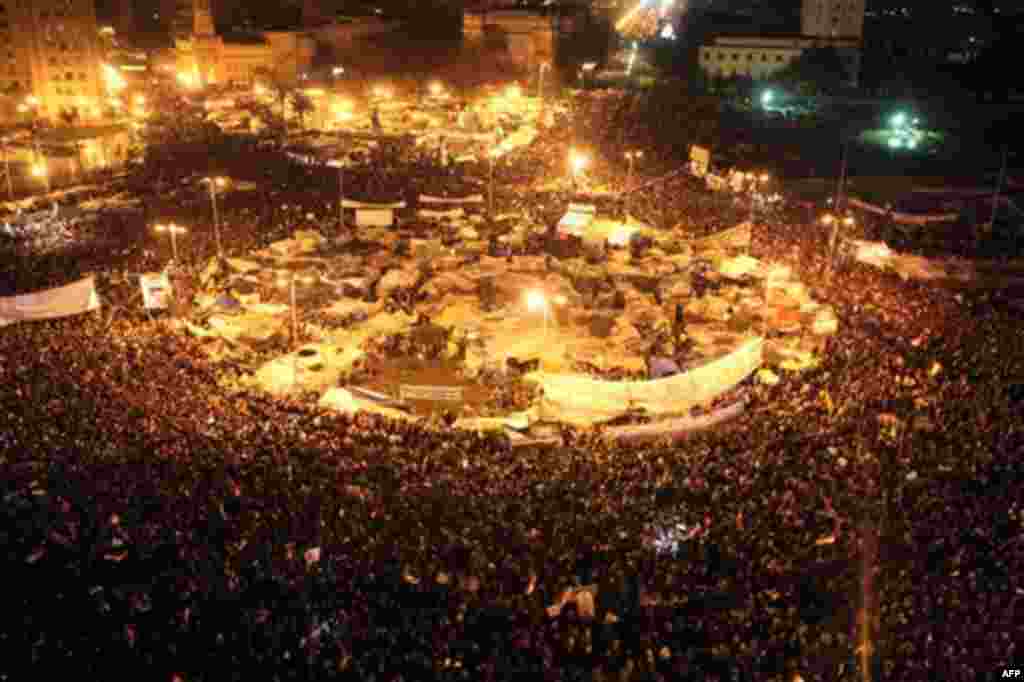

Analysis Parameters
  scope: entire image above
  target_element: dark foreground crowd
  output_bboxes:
[2,89,1023,682]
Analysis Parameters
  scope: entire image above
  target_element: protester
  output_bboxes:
[0,84,1019,682]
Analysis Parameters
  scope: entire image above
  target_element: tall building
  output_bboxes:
[175,0,316,88]
[112,0,134,35]
[801,0,865,39]
[2,0,105,123]
[0,1,34,98]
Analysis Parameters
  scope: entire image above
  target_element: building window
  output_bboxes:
[762,54,768,62]
[732,53,739,60]
[776,55,784,62]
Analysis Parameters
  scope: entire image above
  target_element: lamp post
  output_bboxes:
[203,176,227,258]
[154,222,187,264]
[525,289,550,341]
[821,212,855,277]
[488,147,503,216]
[751,172,770,223]
[1,138,13,200]
[337,158,345,230]
[569,149,588,193]
[31,156,49,193]
[624,150,643,217]
[278,271,317,389]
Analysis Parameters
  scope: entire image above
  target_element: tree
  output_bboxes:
[250,67,301,143]
[139,88,223,177]
[773,47,849,96]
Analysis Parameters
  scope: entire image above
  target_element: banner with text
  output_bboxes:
[0,276,101,327]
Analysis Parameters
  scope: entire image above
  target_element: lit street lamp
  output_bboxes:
[154,222,187,263]
[750,172,770,222]
[278,271,317,389]
[1,137,14,200]
[821,212,856,276]
[624,150,643,216]
[625,150,643,189]
[569,149,589,192]
[31,157,49,193]
[525,289,550,341]
[488,147,503,215]
[202,176,228,258]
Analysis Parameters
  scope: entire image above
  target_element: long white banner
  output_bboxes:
[0,276,101,327]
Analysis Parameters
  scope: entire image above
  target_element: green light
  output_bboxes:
[761,90,774,105]
[890,112,907,128]
[888,137,902,149]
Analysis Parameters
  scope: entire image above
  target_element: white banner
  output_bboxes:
[419,194,485,204]
[341,199,406,209]
[526,337,763,426]
[140,272,172,310]
[0,276,101,327]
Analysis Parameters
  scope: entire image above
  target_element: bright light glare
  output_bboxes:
[608,225,635,246]
[889,137,902,149]
[570,150,589,173]
[429,81,443,96]
[525,290,548,313]
[101,63,126,92]
[31,163,47,177]
[761,90,774,104]
[890,112,906,128]
[506,84,522,99]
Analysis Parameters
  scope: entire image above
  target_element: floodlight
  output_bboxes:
[525,290,548,312]
[570,151,589,173]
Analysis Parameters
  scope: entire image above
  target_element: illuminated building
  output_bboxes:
[174,0,316,87]
[699,0,865,84]
[1,0,105,123]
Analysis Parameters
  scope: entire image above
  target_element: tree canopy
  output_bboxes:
[773,47,850,96]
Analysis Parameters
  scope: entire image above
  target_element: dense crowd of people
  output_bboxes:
[1,86,1022,681]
